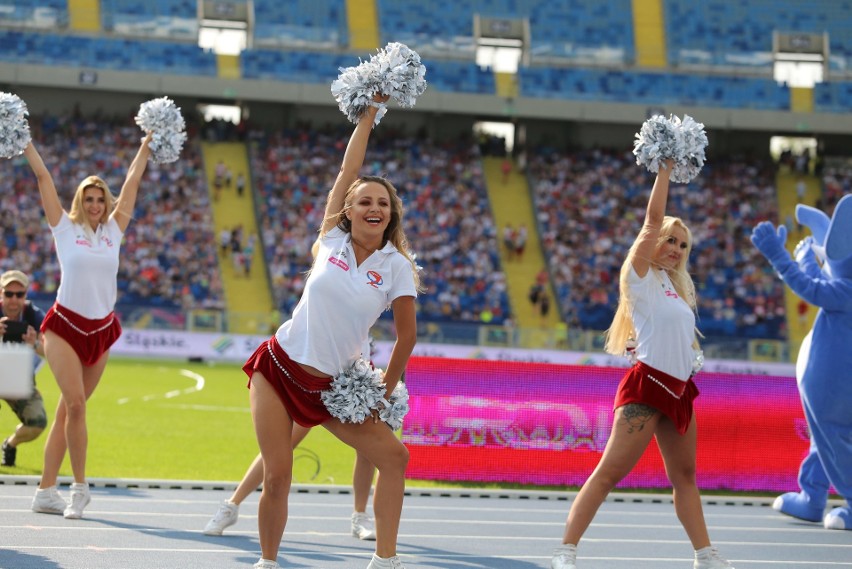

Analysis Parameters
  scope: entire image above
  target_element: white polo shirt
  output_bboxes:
[627,265,695,381]
[51,212,123,319]
[276,227,417,376]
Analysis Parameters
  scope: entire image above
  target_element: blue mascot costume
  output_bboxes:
[751,193,852,530]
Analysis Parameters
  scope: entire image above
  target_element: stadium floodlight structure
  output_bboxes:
[474,15,528,74]
[773,31,828,88]
[197,0,252,56]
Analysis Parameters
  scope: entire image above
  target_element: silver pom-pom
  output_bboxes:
[330,42,427,126]
[632,115,678,175]
[633,114,708,184]
[0,92,31,159]
[691,349,705,377]
[371,42,427,109]
[670,115,708,184]
[134,97,187,164]
[321,358,386,424]
[379,382,410,431]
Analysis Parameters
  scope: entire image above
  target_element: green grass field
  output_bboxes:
[1,357,780,498]
[0,358,366,486]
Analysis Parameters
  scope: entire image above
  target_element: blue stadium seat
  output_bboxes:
[519,66,790,110]
[252,0,347,49]
[664,0,852,71]
[377,0,634,64]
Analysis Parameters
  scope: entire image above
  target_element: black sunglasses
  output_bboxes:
[3,291,26,298]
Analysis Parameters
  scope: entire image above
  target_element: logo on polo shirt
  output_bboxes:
[366,271,383,288]
[75,232,92,247]
[328,256,349,271]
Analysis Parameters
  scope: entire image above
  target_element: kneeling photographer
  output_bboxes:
[1,270,47,467]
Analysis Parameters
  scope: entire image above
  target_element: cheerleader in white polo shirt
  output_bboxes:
[22,134,152,520]
[550,160,734,569]
[243,95,420,569]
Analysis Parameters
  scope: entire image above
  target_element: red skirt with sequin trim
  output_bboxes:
[242,336,333,427]
[613,361,699,435]
[41,303,122,367]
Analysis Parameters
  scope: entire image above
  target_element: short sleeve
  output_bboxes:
[50,211,73,235]
[387,254,418,303]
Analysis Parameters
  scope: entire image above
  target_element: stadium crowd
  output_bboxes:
[527,148,787,339]
[0,114,224,317]
[4,113,845,343]
[249,125,510,325]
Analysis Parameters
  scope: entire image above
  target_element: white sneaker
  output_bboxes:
[32,486,67,515]
[694,546,735,569]
[366,554,405,569]
[351,511,377,540]
[252,559,280,569]
[204,500,239,535]
[63,482,91,519]
[551,544,577,569]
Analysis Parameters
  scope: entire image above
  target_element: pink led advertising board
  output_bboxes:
[402,356,808,491]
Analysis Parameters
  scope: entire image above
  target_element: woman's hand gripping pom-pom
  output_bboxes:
[379,382,410,431]
[321,358,387,424]
[0,92,31,159]
[134,97,187,164]
[330,42,427,127]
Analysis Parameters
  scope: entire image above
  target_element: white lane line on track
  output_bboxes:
[117,369,205,404]
[2,520,850,544]
[0,546,849,566]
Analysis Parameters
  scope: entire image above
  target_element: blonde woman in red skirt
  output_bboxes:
[551,160,735,569]
[23,134,152,520]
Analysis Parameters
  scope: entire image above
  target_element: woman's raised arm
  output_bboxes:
[23,141,63,227]
[320,97,387,236]
[112,132,152,233]
[629,160,673,278]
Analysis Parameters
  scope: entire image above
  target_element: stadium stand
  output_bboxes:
[0,115,224,327]
[252,0,348,49]
[0,0,850,358]
[663,0,852,72]
[527,148,786,340]
[248,125,510,327]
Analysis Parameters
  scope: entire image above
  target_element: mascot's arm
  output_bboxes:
[752,221,852,311]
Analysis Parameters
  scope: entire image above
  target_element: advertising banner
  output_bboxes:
[401,356,807,492]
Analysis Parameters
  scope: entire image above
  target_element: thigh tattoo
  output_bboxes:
[619,403,658,434]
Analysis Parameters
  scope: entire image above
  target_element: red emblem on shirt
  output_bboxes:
[366,271,383,288]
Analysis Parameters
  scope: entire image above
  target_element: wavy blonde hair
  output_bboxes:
[604,216,698,355]
[69,175,116,227]
[323,175,422,291]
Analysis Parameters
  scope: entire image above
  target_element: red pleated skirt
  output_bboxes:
[613,361,699,435]
[242,336,333,427]
[41,303,122,366]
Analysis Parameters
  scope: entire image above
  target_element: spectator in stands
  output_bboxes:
[243,97,419,569]
[0,270,47,468]
[23,133,152,520]
[551,161,735,569]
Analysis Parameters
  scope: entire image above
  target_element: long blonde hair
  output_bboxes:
[323,175,423,291]
[604,216,698,355]
[68,175,116,227]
